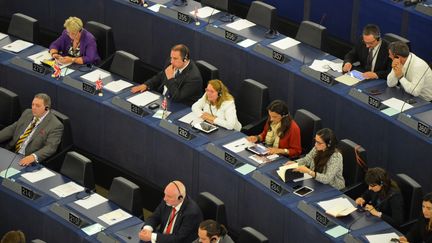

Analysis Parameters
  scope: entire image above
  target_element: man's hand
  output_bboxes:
[342,62,352,73]
[363,71,378,80]
[392,59,404,79]
[19,155,35,166]
[131,84,147,93]
[165,64,175,80]
[138,229,152,241]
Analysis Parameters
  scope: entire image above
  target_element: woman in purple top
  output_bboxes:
[49,17,100,65]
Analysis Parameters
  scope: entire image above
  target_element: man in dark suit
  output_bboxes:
[131,44,203,106]
[193,220,234,243]
[0,93,63,166]
[139,180,203,243]
[343,24,391,80]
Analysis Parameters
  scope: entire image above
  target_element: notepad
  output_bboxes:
[235,163,256,175]
[325,225,349,238]
[104,80,133,93]
[0,168,20,178]
[2,39,33,53]
[226,19,255,31]
[318,197,357,217]
[189,6,220,19]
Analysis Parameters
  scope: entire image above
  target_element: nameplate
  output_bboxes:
[82,82,96,95]
[253,44,290,64]
[2,178,41,201]
[252,170,287,196]
[315,211,330,226]
[269,179,283,195]
[32,63,48,74]
[69,212,83,227]
[224,30,238,42]
[272,50,286,63]
[319,72,334,85]
[367,95,381,109]
[224,152,237,166]
[129,0,142,5]
[50,203,90,228]
[177,12,191,23]
[178,126,192,140]
[417,121,431,136]
[206,143,244,168]
[131,103,145,116]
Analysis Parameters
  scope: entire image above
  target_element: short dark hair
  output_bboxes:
[199,220,228,238]
[388,41,410,58]
[34,93,51,109]
[171,44,190,61]
[363,24,381,40]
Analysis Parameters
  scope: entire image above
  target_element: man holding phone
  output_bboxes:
[387,41,432,101]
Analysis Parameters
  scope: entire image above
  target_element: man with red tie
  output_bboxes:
[0,93,63,166]
[139,180,203,243]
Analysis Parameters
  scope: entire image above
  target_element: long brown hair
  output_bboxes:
[266,100,292,138]
[206,79,233,109]
[313,128,337,173]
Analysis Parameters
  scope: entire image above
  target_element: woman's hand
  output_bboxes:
[247,136,258,143]
[355,197,365,206]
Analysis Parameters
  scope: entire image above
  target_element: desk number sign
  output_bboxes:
[21,186,35,199]
[130,104,145,116]
[224,30,238,42]
[224,152,237,166]
[368,96,381,109]
[315,211,330,226]
[272,50,286,63]
[417,121,431,136]
[82,82,96,95]
[270,180,283,196]
[32,63,47,74]
[177,12,191,23]
[319,72,334,85]
[68,212,82,227]
[177,126,191,140]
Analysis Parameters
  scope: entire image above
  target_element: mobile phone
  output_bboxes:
[293,186,314,197]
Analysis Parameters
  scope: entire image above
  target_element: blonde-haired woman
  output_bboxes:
[49,16,100,65]
[192,79,242,131]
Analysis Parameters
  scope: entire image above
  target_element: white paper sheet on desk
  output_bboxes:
[309,59,333,72]
[237,39,256,48]
[235,163,256,175]
[104,80,133,93]
[0,168,20,178]
[335,75,360,86]
[223,137,253,153]
[270,37,300,50]
[148,3,166,12]
[28,50,51,64]
[82,223,105,236]
[80,69,111,82]
[127,91,160,107]
[75,193,108,209]
[2,39,34,53]
[226,19,256,31]
[61,68,75,77]
[190,6,220,18]
[293,172,312,182]
[21,167,55,183]
[178,111,203,125]
[318,197,356,217]
[382,97,413,112]
[98,208,132,226]
[365,232,399,243]
[50,181,84,197]
[0,32,8,40]
[276,163,299,181]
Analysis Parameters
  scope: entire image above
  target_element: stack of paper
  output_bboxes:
[2,39,33,53]
[248,154,279,164]
[276,163,298,182]
[127,91,160,107]
[226,19,256,31]
[27,50,52,64]
[104,80,133,93]
[365,232,399,243]
[318,197,357,217]
[75,193,108,209]
[223,137,254,153]
[98,208,132,226]
[270,37,300,50]
[50,181,84,198]
[382,97,413,112]
[21,168,55,183]
[189,6,220,18]
[178,111,203,125]
[80,69,110,82]
[309,59,343,73]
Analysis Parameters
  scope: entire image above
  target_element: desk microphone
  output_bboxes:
[207,8,216,25]
[75,188,93,200]
[399,66,430,113]
[3,152,20,179]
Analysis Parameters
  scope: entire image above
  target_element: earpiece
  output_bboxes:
[327,139,332,147]
[210,237,217,242]
[171,181,183,200]
[380,181,384,186]
[45,106,49,111]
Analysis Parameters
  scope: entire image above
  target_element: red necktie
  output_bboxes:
[164,207,176,234]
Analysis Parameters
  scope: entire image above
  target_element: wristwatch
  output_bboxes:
[284,149,288,154]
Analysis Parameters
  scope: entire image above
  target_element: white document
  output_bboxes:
[237,39,256,48]
[148,3,165,12]
[2,39,34,53]
[82,223,105,236]
[0,167,20,178]
[98,208,132,226]
[293,173,312,182]
[21,167,55,183]
[309,59,333,72]
[276,163,299,182]
[0,32,8,40]
[80,69,111,82]
[27,50,51,64]
[335,75,361,86]
[61,68,75,77]
[235,163,256,175]
[190,6,220,18]
[75,193,108,209]
[50,181,84,198]
[270,37,300,50]
[382,97,413,112]
[226,19,256,31]
[178,111,203,125]
[223,137,253,153]
[127,91,160,107]
[152,109,171,119]
[104,80,133,93]
[318,197,357,217]
[328,62,343,73]
[365,232,399,243]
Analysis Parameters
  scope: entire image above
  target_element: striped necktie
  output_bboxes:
[15,117,39,152]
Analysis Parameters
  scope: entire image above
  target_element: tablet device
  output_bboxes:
[293,186,314,197]
[348,70,365,81]
[246,144,268,156]
[196,121,218,133]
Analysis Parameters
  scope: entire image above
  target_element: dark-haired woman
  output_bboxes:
[193,219,234,243]
[355,167,404,228]
[288,128,345,190]
[247,100,301,157]
[400,192,432,243]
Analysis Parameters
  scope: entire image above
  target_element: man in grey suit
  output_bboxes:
[0,93,63,166]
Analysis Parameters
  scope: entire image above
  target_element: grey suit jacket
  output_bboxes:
[0,109,63,162]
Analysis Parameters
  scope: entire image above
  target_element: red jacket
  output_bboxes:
[259,120,302,157]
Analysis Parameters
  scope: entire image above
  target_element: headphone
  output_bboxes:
[210,237,218,242]
[45,106,49,111]
[171,181,183,200]
[363,24,381,41]
[177,45,190,62]
[327,139,332,147]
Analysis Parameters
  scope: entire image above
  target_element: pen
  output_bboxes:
[235,143,246,147]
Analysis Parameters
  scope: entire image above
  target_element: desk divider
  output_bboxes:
[397,113,432,137]
[205,143,244,168]
[159,119,195,140]
[111,96,148,117]
[49,203,91,228]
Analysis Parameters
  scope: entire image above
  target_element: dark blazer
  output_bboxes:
[0,109,63,162]
[361,188,404,228]
[145,60,203,106]
[343,40,391,79]
[407,218,432,243]
[192,235,235,243]
[145,196,203,243]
